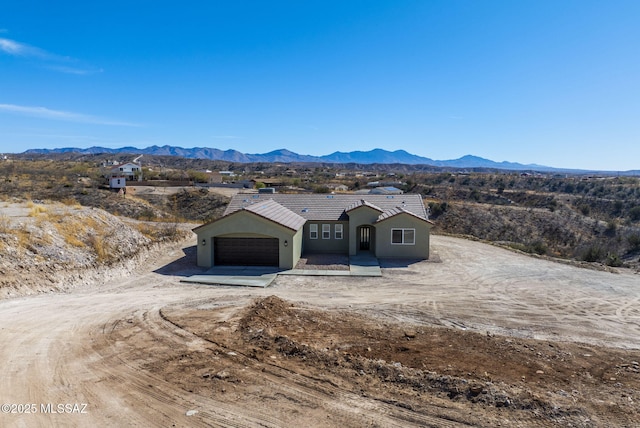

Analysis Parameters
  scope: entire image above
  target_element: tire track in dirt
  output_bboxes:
[152,304,477,428]
[89,308,285,428]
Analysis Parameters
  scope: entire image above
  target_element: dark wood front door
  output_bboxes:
[359,226,371,251]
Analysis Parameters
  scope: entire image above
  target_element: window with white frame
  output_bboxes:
[391,228,415,245]
[309,224,318,239]
[322,224,331,239]
[335,224,343,239]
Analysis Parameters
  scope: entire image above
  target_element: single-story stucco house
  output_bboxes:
[193,193,433,270]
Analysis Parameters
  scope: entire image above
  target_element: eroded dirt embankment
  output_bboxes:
[0,201,191,299]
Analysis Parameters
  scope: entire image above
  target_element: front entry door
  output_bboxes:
[359,226,371,251]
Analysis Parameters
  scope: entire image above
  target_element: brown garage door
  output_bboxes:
[214,237,279,266]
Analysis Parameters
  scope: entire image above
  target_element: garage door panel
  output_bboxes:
[214,237,279,266]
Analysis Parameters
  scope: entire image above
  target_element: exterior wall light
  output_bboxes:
[284,240,288,247]
[202,239,206,246]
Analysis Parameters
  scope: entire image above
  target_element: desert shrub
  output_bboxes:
[581,245,604,263]
[138,208,156,221]
[507,241,547,255]
[604,221,618,237]
[529,240,548,255]
[579,205,591,216]
[606,252,623,267]
[564,183,575,194]
[187,170,209,183]
[628,234,640,251]
[629,206,640,222]
[613,201,624,216]
[313,186,330,194]
[428,201,448,218]
[87,234,108,261]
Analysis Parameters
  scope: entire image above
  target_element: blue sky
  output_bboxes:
[1,1,639,171]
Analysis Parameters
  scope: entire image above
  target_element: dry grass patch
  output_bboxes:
[0,215,10,234]
[87,234,108,261]
[60,197,82,208]
[49,214,88,248]
[133,221,183,241]
[49,211,114,261]
[27,202,48,217]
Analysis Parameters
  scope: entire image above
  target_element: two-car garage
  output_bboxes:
[194,199,306,270]
[213,237,279,266]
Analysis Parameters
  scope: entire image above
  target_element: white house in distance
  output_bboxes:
[107,162,142,189]
[110,176,127,189]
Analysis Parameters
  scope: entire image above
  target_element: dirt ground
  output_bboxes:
[1,235,639,427]
[129,185,243,198]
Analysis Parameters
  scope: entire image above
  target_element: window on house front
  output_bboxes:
[322,224,331,239]
[391,228,415,245]
[335,224,343,240]
[310,224,318,239]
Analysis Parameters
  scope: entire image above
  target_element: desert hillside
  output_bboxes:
[0,199,189,298]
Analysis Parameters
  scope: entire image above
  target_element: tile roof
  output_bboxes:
[345,199,383,213]
[225,193,428,221]
[376,207,434,224]
[242,199,306,231]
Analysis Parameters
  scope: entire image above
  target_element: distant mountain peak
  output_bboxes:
[22,145,579,172]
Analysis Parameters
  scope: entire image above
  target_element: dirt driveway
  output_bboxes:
[0,235,638,427]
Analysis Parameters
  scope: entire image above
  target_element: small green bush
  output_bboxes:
[629,206,640,222]
[582,245,604,262]
[428,201,447,218]
[628,234,640,251]
[606,252,623,267]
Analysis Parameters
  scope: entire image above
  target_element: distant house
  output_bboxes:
[107,162,142,189]
[369,186,403,195]
[110,176,126,189]
[194,193,433,269]
[108,162,141,179]
[354,186,404,195]
[327,183,350,192]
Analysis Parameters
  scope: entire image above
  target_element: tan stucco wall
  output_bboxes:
[374,214,431,259]
[195,211,302,269]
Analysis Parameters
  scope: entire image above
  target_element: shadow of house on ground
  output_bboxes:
[153,245,207,277]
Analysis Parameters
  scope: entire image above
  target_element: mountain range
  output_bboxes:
[20,145,607,173]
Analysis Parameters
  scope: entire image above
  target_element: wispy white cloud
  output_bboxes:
[0,37,100,75]
[45,64,103,75]
[0,37,57,59]
[0,103,141,127]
